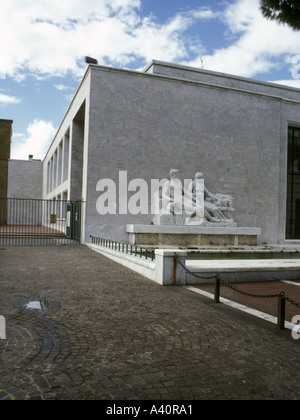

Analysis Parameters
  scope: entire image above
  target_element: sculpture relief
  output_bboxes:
[152,169,236,226]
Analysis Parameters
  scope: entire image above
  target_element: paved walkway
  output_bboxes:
[0,246,300,400]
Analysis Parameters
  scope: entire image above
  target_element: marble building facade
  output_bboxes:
[10,60,300,245]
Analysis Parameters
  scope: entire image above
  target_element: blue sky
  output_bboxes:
[1,0,300,160]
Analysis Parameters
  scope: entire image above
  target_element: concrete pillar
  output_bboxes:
[155,250,187,285]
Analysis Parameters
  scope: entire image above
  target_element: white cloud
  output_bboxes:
[0,0,216,80]
[272,79,300,89]
[54,84,69,91]
[0,93,21,105]
[0,0,138,79]
[130,9,215,64]
[11,119,56,160]
[185,0,300,82]
[1,0,299,90]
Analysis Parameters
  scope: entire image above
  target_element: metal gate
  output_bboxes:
[0,198,82,246]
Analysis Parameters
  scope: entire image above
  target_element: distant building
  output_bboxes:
[8,157,42,200]
[5,61,300,245]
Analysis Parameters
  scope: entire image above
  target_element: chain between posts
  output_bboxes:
[175,255,300,329]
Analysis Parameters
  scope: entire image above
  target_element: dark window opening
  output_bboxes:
[286,126,300,239]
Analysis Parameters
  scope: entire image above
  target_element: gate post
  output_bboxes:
[66,201,82,242]
[155,250,187,286]
[66,202,72,239]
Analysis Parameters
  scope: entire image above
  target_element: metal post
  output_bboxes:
[214,274,221,303]
[277,292,286,330]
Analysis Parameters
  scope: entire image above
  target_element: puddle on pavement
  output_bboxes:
[24,297,49,312]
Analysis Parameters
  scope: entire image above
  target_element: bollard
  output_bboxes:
[277,292,286,330]
[214,275,221,303]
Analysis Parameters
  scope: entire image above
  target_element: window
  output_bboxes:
[63,130,70,182]
[286,126,300,239]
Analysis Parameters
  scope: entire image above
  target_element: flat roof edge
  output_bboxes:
[144,59,300,94]
[0,119,13,124]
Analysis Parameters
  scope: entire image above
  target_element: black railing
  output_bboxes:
[213,274,300,330]
[90,235,155,261]
[175,255,300,330]
[0,198,81,246]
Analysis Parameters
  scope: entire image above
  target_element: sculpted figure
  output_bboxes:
[161,169,184,215]
[160,169,204,224]
[191,172,234,223]
[151,169,185,225]
[152,169,235,226]
[183,172,204,224]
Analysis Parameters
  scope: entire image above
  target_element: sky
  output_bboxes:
[1,0,300,160]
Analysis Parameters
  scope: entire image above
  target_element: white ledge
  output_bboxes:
[126,224,261,236]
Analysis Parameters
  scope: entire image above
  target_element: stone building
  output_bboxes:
[0,119,42,201]
[6,60,300,245]
[8,157,43,200]
[42,60,300,245]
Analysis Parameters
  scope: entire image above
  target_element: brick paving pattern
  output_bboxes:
[0,246,300,400]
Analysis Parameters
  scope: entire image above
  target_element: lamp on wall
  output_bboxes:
[85,56,98,65]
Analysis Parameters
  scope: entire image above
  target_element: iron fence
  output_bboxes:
[90,235,155,261]
[0,198,81,246]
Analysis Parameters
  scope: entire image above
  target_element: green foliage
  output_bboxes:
[260,0,300,30]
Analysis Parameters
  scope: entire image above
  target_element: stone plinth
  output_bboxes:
[127,224,261,247]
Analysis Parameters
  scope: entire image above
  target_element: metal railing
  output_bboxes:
[175,255,300,330]
[214,275,300,330]
[90,235,155,261]
[0,198,81,246]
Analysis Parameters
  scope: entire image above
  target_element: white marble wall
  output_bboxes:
[83,62,300,245]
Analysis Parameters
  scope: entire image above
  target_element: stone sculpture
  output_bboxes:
[152,169,235,226]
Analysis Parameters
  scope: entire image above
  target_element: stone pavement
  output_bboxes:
[0,246,300,401]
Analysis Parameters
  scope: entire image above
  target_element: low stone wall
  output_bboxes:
[87,242,300,286]
[127,225,261,247]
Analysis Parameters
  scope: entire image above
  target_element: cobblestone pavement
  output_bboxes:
[0,246,300,400]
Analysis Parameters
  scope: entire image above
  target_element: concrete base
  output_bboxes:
[87,243,188,286]
[86,244,300,286]
[88,241,300,286]
[127,224,261,247]
[185,258,300,284]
